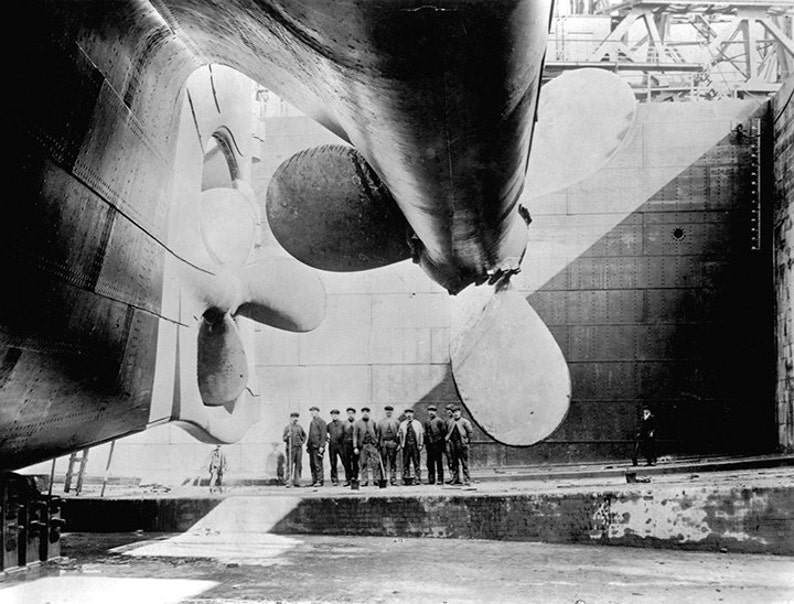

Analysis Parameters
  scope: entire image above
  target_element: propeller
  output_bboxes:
[450,282,570,445]
[525,68,637,199]
[179,186,326,408]
[444,69,636,444]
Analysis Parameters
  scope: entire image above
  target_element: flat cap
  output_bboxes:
[404,408,414,414]
[427,405,437,411]
[309,405,320,411]
[346,407,356,413]
[445,403,455,410]
[361,406,371,412]
[330,409,340,414]
[384,405,394,411]
[290,412,300,417]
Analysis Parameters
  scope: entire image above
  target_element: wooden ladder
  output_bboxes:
[64,448,90,495]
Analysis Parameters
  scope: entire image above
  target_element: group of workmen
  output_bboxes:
[281,404,474,487]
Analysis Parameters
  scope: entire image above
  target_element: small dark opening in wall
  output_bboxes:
[672,227,685,240]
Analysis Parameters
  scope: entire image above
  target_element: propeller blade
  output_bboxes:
[199,187,257,267]
[526,68,636,199]
[266,144,412,271]
[235,258,326,333]
[450,284,570,446]
[197,312,249,407]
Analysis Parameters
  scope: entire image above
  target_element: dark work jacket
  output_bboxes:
[308,416,327,448]
[343,418,356,443]
[283,423,306,446]
[327,419,345,447]
[638,414,657,440]
[377,417,400,445]
[424,416,447,445]
[353,418,379,448]
[446,418,473,445]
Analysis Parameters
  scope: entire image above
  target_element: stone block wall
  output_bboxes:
[773,77,794,452]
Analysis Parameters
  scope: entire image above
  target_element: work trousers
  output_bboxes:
[380,440,398,484]
[342,441,358,482]
[209,470,223,493]
[328,443,343,483]
[286,444,302,485]
[308,445,324,484]
[402,443,421,482]
[425,441,445,484]
[359,442,381,484]
[632,437,657,465]
[448,439,470,483]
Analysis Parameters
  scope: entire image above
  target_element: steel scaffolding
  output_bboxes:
[546,0,794,100]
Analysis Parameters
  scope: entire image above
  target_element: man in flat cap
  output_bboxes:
[282,412,306,487]
[342,407,358,486]
[377,405,401,485]
[424,405,446,485]
[307,406,327,487]
[354,406,381,486]
[326,409,345,486]
[398,408,424,485]
[446,406,473,485]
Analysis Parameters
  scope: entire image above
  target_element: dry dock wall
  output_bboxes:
[64,484,794,555]
[774,77,794,453]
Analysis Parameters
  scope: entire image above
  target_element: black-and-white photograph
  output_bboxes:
[1,0,793,602]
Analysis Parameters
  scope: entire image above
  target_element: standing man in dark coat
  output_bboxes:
[307,406,327,486]
[354,406,381,486]
[632,406,658,466]
[424,405,446,485]
[446,406,473,486]
[342,407,358,486]
[326,409,345,486]
[282,412,306,487]
[377,405,401,486]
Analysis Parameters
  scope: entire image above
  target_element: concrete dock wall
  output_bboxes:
[64,484,794,555]
[269,487,794,555]
[773,77,794,453]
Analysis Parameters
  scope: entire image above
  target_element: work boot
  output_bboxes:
[342,481,350,487]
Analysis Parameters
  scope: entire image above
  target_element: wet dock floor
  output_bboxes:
[2,532,793,603]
